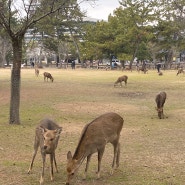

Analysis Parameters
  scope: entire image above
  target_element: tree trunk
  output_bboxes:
[9,37,22,124]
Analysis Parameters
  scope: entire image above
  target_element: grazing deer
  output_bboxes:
[137,67,148,74]
[28,119,62,185]
[43,72,54,82]
[35,68,39,77]
[155,91,167,119]
[66,112,124,185]
[114,75,128,87]
[176,68,184,76]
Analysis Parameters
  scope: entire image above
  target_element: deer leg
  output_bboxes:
[116,143,120,168]
[111,141,119,175]
[161,110,165,119]
[83,154,92,180]
[40,152,46,185]
[97,147,105,179]
[28,137,39,174]
[53,153,58,173]
[50,153,54,181]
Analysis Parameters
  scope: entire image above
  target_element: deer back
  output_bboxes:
[155,92,166,109]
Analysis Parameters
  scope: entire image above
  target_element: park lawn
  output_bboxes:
[0,67,185,185]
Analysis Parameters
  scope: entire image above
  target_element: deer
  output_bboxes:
[66,112,124,185]
[43,72,54,82]
[176,68,184,76]
[28,119,62,185]
[137,67,148,74]
[35,68,39,77]
[114,75,128,87]
[158,71,163,76]
[155,91,167,119]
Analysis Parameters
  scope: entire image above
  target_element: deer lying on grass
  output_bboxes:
[155,91,167,119]
[43,72,54,82]
[176,68,184,76]
[66,112,124,185]
[28,119,62,185]
[158,71,163,76]
[35,68,39,77]
[114,75,128,87]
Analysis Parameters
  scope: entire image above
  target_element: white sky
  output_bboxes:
[79,0,121,21]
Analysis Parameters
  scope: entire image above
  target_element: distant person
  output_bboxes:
[156,62,161,73]
[71,60,76,69]
[31,61,34,68]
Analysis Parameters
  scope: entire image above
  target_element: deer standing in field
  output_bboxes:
[66,112,124,185]
[43,72,54,82]
[114,75,128,87]
[28,119,62,185]
[35,68,39,77]
[155,91,167,119]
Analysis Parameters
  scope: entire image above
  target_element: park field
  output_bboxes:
[0,67,185,185]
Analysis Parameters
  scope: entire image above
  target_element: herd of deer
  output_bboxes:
[28,65,185,184]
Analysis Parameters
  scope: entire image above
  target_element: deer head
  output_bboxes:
[66,151,81,185]
[39,126,62,153]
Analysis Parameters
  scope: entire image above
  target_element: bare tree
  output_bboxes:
[0,0,89,124]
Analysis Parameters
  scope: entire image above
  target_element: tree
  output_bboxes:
[0,0,89,124]
[80,20,118,68]
[151,0,185,67]
[81,0,156,68]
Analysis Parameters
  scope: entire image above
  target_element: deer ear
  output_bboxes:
[55,127,62,134]
[67,151,72,160]
[39,126,48,134]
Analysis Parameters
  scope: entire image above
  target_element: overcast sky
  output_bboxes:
[80,0,121,21]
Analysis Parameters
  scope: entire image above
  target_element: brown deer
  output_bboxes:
[66,112,124,185]
[114,75,128,87]
[28,119,62,185]
[137,67,148,74]
[155,91,167,119]
[176,68,184,76]
[43,72,54,82]
[35,68,39,77]
[158,71,163,76]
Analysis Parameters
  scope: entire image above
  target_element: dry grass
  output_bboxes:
[0,67,185,185]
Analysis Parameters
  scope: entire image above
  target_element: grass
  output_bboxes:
[0,67,185,185]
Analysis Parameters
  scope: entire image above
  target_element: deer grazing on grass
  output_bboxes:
[43,72,54,82]
[176,68,184,76]
[155,91,167,119]
[137,67,148,74]
[28,119,62,185]
[114,75,128,87]
[66,112,124,185]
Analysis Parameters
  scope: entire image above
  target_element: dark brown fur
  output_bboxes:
[114,75,128,87]
[158,71,163,76]
[155,91,167,119]
[137,67,148,74]
[66,112,123,185]
[28,119,62,185]
[43,72,54,82]
[176,68,184,76]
